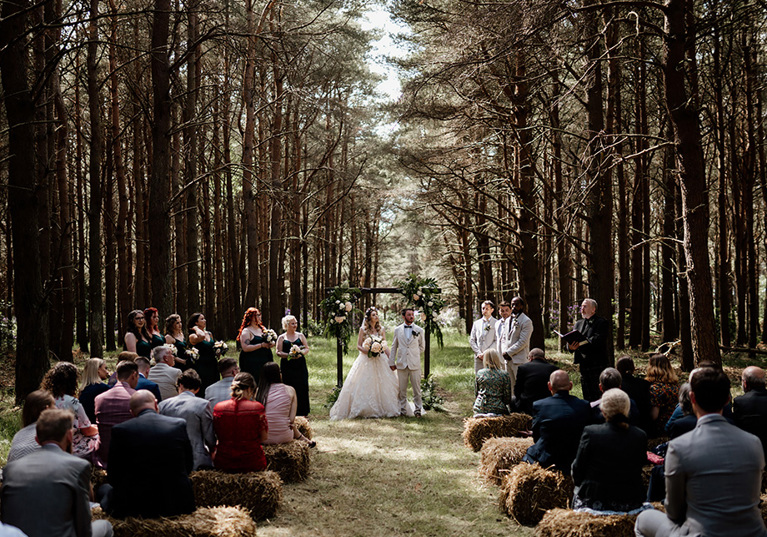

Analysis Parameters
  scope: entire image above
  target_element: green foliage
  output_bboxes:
[395,274,445,348]
[319,284,362,354]
[0,302,16,352]
[324,385,342,409]
[420,374,445,412]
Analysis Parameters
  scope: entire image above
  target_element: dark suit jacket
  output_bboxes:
[620,374,652,433]
[523,392,591,475]
[514,358,558,415]
[571,421,647,511]
[1,444,92,537]
[107,409,195,518]
[590,398,641,428]
[136,374,163,403]
[573,316,609,370]
[733,389,767,459]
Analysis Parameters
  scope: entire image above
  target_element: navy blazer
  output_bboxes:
[136,374,163,403]
[514,359,558,415]
[733,389,767,459]
[107,409,195,518]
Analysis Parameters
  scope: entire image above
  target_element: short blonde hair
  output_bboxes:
[281,315,297,331]
[600,388,630,423]
[482,348,504,370]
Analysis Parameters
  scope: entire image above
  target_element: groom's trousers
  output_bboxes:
[398,367,422,414]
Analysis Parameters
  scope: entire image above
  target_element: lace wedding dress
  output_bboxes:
[330,332,401,420]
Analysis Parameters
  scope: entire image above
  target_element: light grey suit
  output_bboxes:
[390,323,425,414]
[1,444,113,537]
[499,312,533,389]
[635,414,767,537]
[469,316,498,372]
[159,390,216,469]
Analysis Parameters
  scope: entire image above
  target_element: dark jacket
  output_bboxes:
[573,316,609,371]
[136,374,163,403]
[620,373,652,433]
[733,388,767,459]
[523,392,591,475]
[514,358,558,415]
[107,409,195,518]
[571,420,647,511]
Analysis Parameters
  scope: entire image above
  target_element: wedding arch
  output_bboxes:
[321,276,443,387]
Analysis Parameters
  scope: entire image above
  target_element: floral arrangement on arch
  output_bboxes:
[319,283,361,354]
[395,273,444,348]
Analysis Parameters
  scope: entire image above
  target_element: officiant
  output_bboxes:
[568,298,609,402]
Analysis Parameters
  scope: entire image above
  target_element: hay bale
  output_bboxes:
[263,440,310,483]
[92,505,256,537]
[463,414,532,452]
[91,468,109,491]
[191,469,282,520]
[499,463,573,526]
[535,508,636,537]
[293,416,313,440]
[641,465,653,490]
[761,494,767,525]
[479,437,535,485]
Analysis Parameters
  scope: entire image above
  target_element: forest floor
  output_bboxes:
[0,329,764,535]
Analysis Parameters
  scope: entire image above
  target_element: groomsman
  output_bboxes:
[496,300,512,355]
[500,296,534,390]
[469,300,498,373]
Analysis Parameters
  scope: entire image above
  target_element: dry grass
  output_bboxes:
[535,508,636,537]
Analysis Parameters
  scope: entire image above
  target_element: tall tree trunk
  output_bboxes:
[184,0,200,314]
[74,63,89,353]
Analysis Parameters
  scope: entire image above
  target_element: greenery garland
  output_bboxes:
[395,273,444,348]
[319,283,362,354]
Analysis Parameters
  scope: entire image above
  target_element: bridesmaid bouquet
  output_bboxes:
[264,329,278,344]
[288,345,306,360]
[362,335,387,358]
[185,347,200,363]
[214,340,228,357]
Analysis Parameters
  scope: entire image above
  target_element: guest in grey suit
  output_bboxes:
[1,409,113,537]
[159,369,216,469]
[635,367,767,537]
[204,358,239,408]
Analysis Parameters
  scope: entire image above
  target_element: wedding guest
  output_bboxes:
[95,361,139,466]
[165,314,190,370]
[147,345,182,401]
[134,357,162,402]
[237,307,275,384]
[144,307,165,349]
[733,366,767,459]
[469,300,497,373]
[212,373,268,472]
[79,358,110,423]
[107,351,138,387]
[256,362,315,447]
[188,313,219,395]
[616,356,652,433]
[40,362,100,462]
[205,358,239,408]
[472,348,512,416]
[513,348,558,415]
[123,310,151,358]
[275,315,311,416]
[646,354,679,437]
[7,390,54,463]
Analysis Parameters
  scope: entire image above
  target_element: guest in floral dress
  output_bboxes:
[646,354,679,437]
[473,348,512,416]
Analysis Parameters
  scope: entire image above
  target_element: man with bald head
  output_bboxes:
[522,370,591,475]
[733,366,767,458]
[102,390,195,519]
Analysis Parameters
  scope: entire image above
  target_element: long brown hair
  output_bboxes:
[362,307,382,335]
[164,314,182,337]
[237,307,264,341]
[646,354,679,384]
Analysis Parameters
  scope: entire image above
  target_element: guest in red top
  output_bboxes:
[212,372,268,472]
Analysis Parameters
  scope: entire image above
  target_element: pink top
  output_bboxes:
[264,384,293,444]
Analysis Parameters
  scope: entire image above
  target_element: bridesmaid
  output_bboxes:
[188,312,219,396]
[144,307,165,350]
[124,309,152,358]
[237,308,275,384]
[165,314,189,370]
[275,315,310,416]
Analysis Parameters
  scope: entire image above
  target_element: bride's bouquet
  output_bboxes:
[288,344,306,360]
[264,329,278,344]
[362,335,387,358]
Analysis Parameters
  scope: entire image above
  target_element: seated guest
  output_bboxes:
[572,389,647,513]
[205,358,239,408]
[668,383,697,439]
[666,361,734,432]
[79,358,110,423]
[616,356,652,432]
[1,409,114,537]
[513,348,558,415]
[95,361,139,467]
[134,357,162,402]
[733,366,767,459]
[159,370,216,469]
[523,370,591,475]
[41,362,100,461]
[473,348,512,416]
[636,367,767,537]
[107,352,137,387]
[590,368,641,426]
[256,362,315,447]
[102,391,194,519]
[7,390,54,463]
[646,354,679,437]
[147,345,182,401]
[213,372,268,472]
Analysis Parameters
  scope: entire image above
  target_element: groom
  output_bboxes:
[390,308,425,417]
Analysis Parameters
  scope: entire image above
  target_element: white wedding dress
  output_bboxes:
[330,334,401,420]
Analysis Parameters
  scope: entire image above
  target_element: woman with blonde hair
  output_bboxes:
[473,348,512,416]
[275,315,311,416]
[212,372,268,472]
[79,358,110,422]
[646,354,680,437]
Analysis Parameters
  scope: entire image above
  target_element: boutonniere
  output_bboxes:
[483,325,491,332]
[411,329,420,338]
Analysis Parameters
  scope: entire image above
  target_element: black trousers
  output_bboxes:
[580,365,602,402]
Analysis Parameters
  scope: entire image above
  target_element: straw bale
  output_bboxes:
[761,494,767,525]
[91,468,109,491]
[293,416,313,440]
[535,508,636,537]
[499,463,572,526]
[263,440,311,482]
[479,437,535,485]
[91,505,256,537]
[641,465,653,490]
[191,469,282,520]
[462,414,532,452]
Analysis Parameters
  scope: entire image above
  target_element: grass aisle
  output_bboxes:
[258,332,535,537]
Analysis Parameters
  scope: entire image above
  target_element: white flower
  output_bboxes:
[427,301,433,307]
[336,300,341,304]
[420,312,427,321]
[362,337,372,351]
[345,302,353,312]
[371,342,382,353]
[432,312,438,318]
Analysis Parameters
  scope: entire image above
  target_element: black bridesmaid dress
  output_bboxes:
[193,334,219,396]
[280,336,310,416]
[239,330,273,384]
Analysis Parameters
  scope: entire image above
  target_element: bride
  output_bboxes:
[330,307,401,420]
